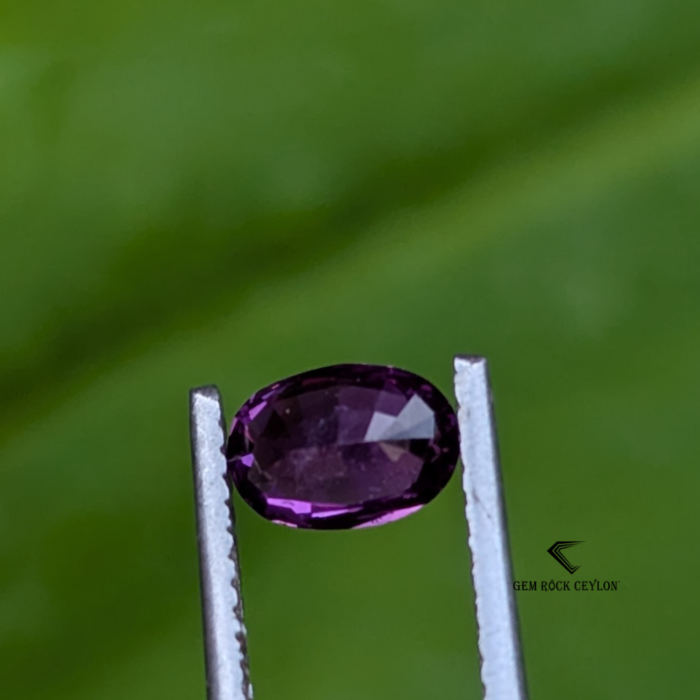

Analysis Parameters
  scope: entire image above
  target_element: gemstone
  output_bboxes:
[226,364,460,529]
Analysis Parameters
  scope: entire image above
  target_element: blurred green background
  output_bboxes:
[1,0,698,698]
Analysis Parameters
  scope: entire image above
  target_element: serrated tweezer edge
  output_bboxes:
[190,386,253,700]
[454,356,528,700]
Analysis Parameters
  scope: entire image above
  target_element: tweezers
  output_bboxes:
[189,356,528,700]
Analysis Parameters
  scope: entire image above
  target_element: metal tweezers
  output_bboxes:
[189,356,528,700]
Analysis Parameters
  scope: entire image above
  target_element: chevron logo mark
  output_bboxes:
[547,541,584,574]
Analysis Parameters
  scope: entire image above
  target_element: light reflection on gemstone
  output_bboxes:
[355,506,423,529]
[364,394,435,441]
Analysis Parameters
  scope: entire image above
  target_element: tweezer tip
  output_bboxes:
[454,354,487,368]
[190,384,222,401]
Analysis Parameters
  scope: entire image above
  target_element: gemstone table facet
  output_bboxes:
[226,364,460,529]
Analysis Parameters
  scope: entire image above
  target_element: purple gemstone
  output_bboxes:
[226,364,460,529]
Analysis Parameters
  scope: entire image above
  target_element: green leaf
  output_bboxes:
[2,2,700,698]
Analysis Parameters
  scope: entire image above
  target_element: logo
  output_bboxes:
[547,541,584,574]
[513,542,620,592]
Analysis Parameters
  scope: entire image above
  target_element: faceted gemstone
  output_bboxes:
[226,364,460,529]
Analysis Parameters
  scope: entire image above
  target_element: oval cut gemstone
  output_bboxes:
[226,364,460,529]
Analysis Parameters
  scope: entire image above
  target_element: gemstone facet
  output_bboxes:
[226,364,460,529]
